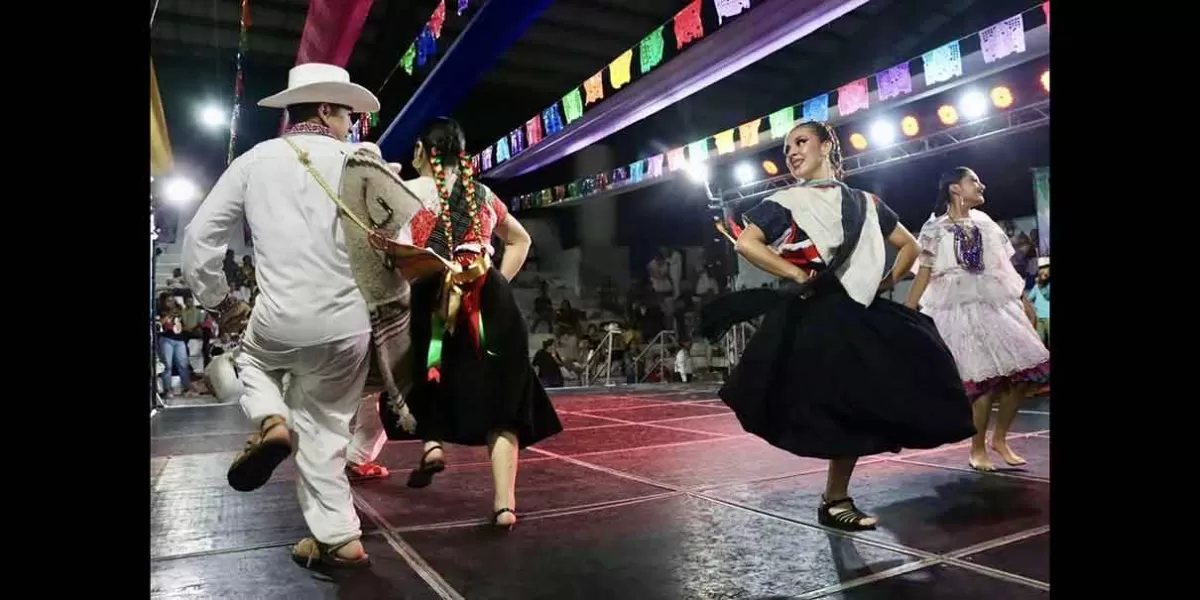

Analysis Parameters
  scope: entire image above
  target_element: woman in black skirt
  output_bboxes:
[701,121,974,531]
[379,118,562,528]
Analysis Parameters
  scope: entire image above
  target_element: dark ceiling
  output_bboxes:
[150,0,1038,190]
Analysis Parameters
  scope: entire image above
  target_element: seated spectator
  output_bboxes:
[556,299,582,336]
[695,267,719,299]
[532,338,565,388]
[674,340,694,383]
[239,255,257,290]
[531,282,554,333]
[223,249,242,288]
[166,268,188,290]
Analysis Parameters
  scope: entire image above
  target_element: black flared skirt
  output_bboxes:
[380,267,563,448]
[717,281,975,459]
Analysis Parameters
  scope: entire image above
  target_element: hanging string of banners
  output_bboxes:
[504,2,1047,213]
[352,0,474,143]
[377,0,473,93]
[227,0,251,165]
[475,0,744,176]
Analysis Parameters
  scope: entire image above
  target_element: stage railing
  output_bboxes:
[722,322,752,369]
[634,329,677,384]
[581,329,618,387]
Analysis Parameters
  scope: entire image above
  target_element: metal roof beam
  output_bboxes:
[482,0,875,180]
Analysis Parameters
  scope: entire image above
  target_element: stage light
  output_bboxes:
[937,105,959,125]
[901,115,920,137]
[1040,69,1049,92]
[959,90,988,119]
[762,160,778,176]
[990,86,1014,109]
[869,120,896,146]
[198,105,227,129]
[734,162,756,185]
[849,133,868,151]
[163,177,199,205]
[685,160,710,184]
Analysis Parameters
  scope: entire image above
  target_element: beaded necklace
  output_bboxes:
[948,214,985,273]
[283,121,339,139]
[429,150,482,252]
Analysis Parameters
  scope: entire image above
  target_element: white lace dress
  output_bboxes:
[917,210,1050,396]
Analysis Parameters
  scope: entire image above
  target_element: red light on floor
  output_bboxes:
[849,133,868,151]
[990,86,1014,109]
[762,160,778,176]
[900,116,920,137]
[937,105,959,125]
[1040,69,1049,92]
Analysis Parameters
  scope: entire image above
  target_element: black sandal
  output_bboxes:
[227,415,292,492]
[817,496,878,531]
[406,444,446,488]
[492,508,517,529]
[291,537,371,569]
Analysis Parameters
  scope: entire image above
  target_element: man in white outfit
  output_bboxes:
[182,63,386,568]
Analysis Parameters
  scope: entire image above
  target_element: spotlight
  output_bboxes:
[198,105,227,129]
[959,90,988,119]
[762,160,779,176]
[1040,69,1050,93]
[848,133,868,151]
[163,177,199,205]
[685,161,710,184]
[869,120,896,147]
[990,86,1014,109]
[937,105,959,125]
[900,115,920,137]
[734,163,756,185]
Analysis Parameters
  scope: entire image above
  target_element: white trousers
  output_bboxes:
[347,392,387,465]
[236,327,371,546]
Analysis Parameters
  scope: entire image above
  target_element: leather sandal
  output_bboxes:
[406,444,445,488]
[817,496,878,531]
[227,415,291,492]
[291,537,370,569]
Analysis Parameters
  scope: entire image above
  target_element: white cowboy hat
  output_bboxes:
[258,63,380,113]
[1037,256,1050,268]
[357,141,382,156]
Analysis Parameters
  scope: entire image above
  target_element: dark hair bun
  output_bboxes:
[419,117,466,166]
[934,166,972,216]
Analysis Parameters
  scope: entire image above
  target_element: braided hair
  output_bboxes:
[787,121,845,180]
[418,117,482,247]
[934,166,972,216]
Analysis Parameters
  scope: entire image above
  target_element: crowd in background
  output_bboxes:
[154,228,1047,397]
[154,251,257,398]
[526,247,731,388]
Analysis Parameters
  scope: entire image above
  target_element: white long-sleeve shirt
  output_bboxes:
[181,134,371,348]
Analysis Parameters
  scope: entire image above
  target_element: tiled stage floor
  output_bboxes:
[151,384,1050,599]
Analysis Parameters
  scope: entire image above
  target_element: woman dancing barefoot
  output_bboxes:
[904,167,1050,472]
[702,122,974,531]
[378,118,562,528]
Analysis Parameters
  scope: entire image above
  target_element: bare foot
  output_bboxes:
[990,441,1027,466]
[968,450,996,472]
